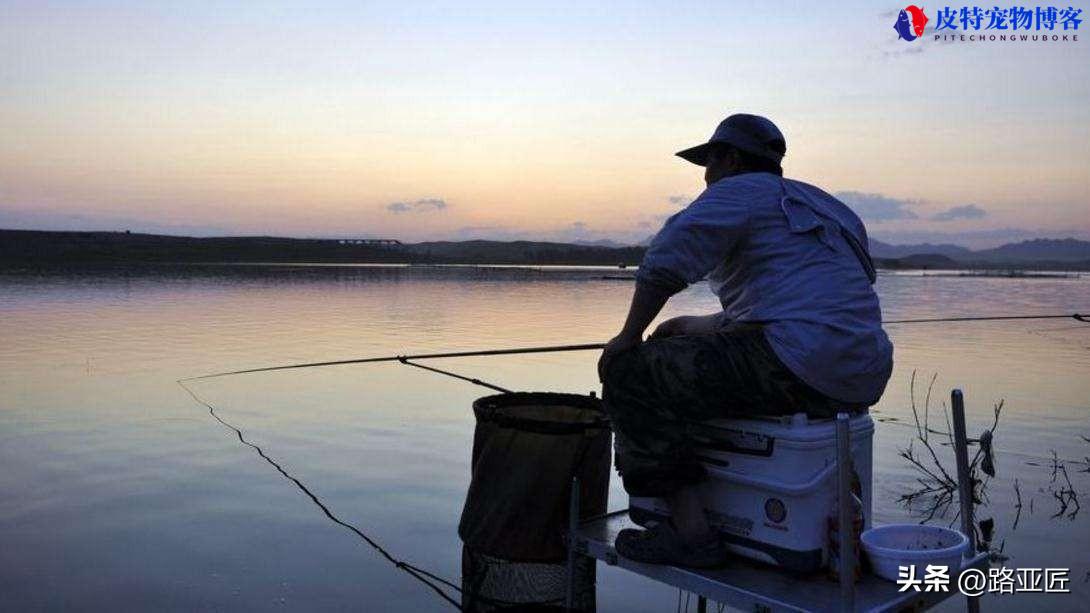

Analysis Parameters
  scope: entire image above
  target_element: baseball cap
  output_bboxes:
[676,113,786,167]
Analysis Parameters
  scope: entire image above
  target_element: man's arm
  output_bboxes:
[618,281,674,341]
[597,281,673,381]
[599,182,748,381]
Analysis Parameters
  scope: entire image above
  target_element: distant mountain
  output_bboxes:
[874,253,961,269]
[972,238,1090,263]
[869,239,973,260]
[871,237,1090,265]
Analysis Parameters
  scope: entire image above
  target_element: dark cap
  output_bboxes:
[676,113,786,167]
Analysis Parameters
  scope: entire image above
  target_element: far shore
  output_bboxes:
[3,228,1090,272]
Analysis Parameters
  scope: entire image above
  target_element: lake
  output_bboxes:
[1,265,1088,611]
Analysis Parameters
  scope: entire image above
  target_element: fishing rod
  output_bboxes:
[182,312,1088,382]
[181,343,605,381]
[883,313,1088,324]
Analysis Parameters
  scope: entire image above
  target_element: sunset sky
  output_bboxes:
[2,1,1088,247]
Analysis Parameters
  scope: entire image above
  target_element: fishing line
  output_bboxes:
[398,358,512,394]
[177,379,462,609]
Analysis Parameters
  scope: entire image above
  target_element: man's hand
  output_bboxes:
[597,331,642,383]
[649,315,695,339]
[649,313,722,340]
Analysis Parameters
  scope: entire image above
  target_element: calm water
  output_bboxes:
[1,265,1088,612]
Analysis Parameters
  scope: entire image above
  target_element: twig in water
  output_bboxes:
[1050,463,1080,520]
[897,372,1006,558]
[1080,436,1090,473]
[1026,448,1082,520]
[1012,479,1023,531]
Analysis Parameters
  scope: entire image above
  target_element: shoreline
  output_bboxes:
[3,228,1089,273]
[1,260,1085,281]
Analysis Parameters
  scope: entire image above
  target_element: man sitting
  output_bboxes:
[598,113,893,568]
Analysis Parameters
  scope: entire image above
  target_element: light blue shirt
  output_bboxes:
[637,172,893,404]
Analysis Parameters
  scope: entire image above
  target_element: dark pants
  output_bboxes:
[601,323,867,498]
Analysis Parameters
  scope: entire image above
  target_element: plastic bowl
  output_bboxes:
[861,524,969,582]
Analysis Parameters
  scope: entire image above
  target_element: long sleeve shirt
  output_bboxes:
[637,172,893,404]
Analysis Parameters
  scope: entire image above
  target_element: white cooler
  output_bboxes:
[628,412,873,573]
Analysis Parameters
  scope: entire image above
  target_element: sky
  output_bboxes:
[1,1,1088,248]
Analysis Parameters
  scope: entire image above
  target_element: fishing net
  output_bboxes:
[458,392,611,612]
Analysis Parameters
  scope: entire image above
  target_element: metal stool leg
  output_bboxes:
[566,477,580,612]
[836,412,856,612]
[951,391,981,613]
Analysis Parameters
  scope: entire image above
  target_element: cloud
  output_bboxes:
[385,197,448,214]
[834,191,919,222]
[931,204,987,222]
[667,194,693,207]
[416,198,448,209]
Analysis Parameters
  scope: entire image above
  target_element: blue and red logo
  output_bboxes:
[894,5,930,40]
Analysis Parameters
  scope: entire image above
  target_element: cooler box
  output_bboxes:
[628,412,873,573]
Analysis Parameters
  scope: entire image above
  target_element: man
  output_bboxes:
[597,113,893,568]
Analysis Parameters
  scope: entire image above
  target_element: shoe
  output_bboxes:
[615,521,730,568]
